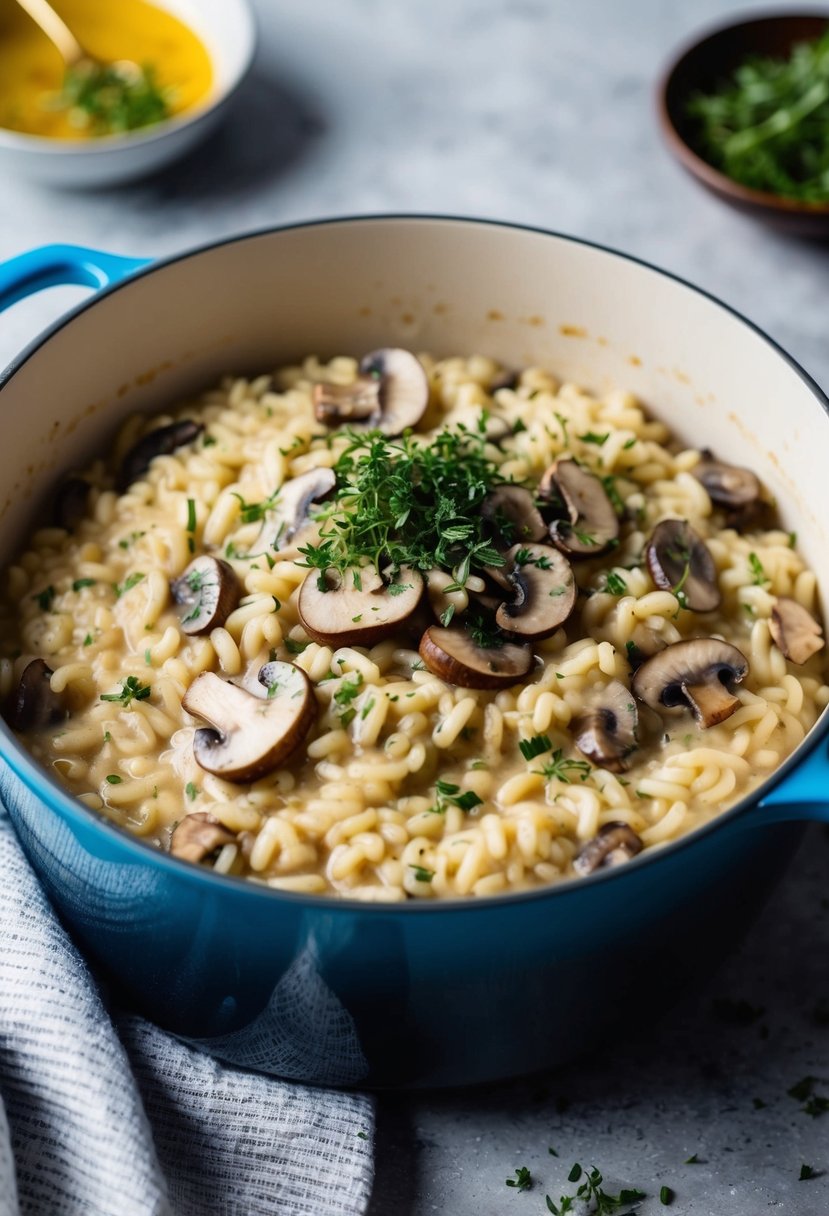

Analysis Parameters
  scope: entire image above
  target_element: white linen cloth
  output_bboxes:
[0,808,374,1216]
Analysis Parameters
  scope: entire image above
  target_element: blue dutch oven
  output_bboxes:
[0,217,827,1088]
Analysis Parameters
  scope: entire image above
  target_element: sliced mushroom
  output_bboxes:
[693,450,761,512]
[572,681,638,772]
[52,477,91,532]
[182,663,315,783]
[171,556,240,635]
[118,419,204,492]
[12,658,64,731]
[482,485,547,547]
[631,638,749,728]
[419,625,532,688]
[494,543,576,640]
[542,459,619,558]
[298,564,423,647]
[170,812,236,864]
[573,822,644,876]
[769,597,825,665]
[251,467,336,555]
[645,519,720,612]
[312,348,429,436]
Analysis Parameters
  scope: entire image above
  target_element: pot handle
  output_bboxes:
[755,733,829,824]
[0,244,150,313]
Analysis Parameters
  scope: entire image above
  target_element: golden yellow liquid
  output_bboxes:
[0,0,213,139]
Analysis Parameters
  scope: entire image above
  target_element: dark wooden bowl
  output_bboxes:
[658,11,829,237]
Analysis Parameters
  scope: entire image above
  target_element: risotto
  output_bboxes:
[1,351,826,901]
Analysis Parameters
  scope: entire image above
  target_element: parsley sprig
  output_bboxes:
[428,779,484,815]
[300,423,509,587]
[100,676,151,707]
[535,749,592,784]
[687,30,829,203]
[546,1164,645,1214]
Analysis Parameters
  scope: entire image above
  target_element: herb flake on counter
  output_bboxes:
[660,1185,674,1205]
[800,1163,818,1181]
[506,1166,532,1192]
[546,1164,645,1215]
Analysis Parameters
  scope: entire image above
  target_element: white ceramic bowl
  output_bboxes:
[0,0,256,187]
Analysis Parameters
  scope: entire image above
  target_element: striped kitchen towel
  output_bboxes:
[0,808,374,1216]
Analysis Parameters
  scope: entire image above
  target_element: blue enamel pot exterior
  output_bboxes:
[0,218,828,1089]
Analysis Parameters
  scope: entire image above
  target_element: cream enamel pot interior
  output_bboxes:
[0,217,827,1090]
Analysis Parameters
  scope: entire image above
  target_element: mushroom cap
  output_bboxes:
[313,349,429,437]
[573,822,644,876]
[170,812,236,864]
[360,348,430,435]
[182,664,316,783]
[572,680,638,772]
[419,625,532,688]
[298,564,424,647]
[543,459,620,558]
[770,597,825,665]
[171,556,240,635]
[494,543,576,640]
[631,638,749,728]
[117,420,203,492]
[481,486,547,547]
[693,450,761,510]
[252,467,336,557]
[12,658,64,731]
[645,519,721,612]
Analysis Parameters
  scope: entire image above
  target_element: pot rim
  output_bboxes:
[2,211,827,912]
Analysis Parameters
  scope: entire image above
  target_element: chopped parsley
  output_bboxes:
[72,578,96,591]
[105,774,122,785]
[114,572,145,598]
[83,633,93,647]
[53,61,170,137]
[410,864,434,883]
[185,782,197,800]
[535,749,592,784]
[440,604,456,627]
[660,1186,674,1205]
[800,1164,818,1181]
[506,1166,532,1192]
[684,1154,699,1165]
[33,586,55,612]
[519,734,553,761]
[546,1165,645,1215]
[186,498,197,533]
[100,675,151,707]
[603,571,627,596]
[333,673,363,727]
[118,530,146,550]
[298,424,508,587]
[429,779,484,815]
[748,551,769,586]
[579,431,609,446]
[284,637,308,655]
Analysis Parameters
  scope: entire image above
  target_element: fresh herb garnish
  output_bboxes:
[519,734,553,761]
[100,675,151,706]
[52,61,171,137]
[535,749,592,784]
[603,571,627,596]
[118,530,145,550]
[748,551,769,586]
[83,633,93,646]
[284,638,308,655]
[506,1166,533,1192]
[333,673,363,726]
[299,425,508,587]
[660,1186,674,1205]
[684,1154,699,1165]
[687,31,829,203]
[114,572,145,598]
[545,1164,645,1215]
[32,586,55,612]
[410,864,434,883]
[105,774,122,785]
[187,497,197,534]
[430,779,484,815]
[72,578,96,591]
[185,782,197,800]
[579,431,609,446]
[800,1164,818,1181]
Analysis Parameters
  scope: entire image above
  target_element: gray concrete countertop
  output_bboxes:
[1,1,828,1211]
